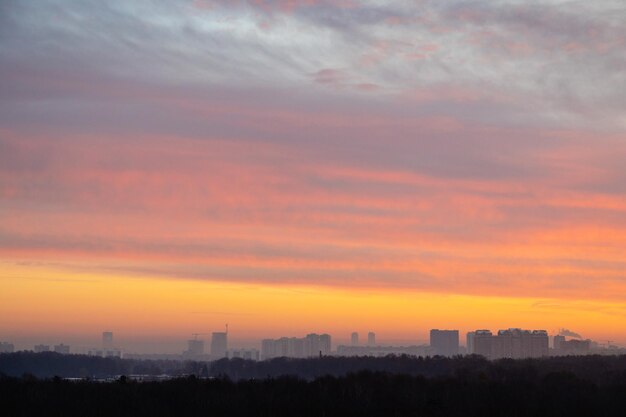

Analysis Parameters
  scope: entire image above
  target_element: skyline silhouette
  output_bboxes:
[3,325,620,358]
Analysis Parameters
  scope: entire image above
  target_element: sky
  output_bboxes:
[1,0,625,353]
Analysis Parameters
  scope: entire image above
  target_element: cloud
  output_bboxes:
[2,0,624,129]
[2,128,626,300]
[0,0,625,304]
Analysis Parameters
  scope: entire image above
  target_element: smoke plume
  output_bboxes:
[559,329,582,339]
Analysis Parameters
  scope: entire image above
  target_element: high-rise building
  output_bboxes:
[54,344,70,354]
[34,344,50,353]
[473,330,493,358]
[261,333,331,359]
[351,332,359,346]
[429,329,459,357]
[305,333,321,357]
[470,329,548,359]
[319,334,331,356]
[0,342,15,353]
[102,332,113,349]
[287,337,305,358]
[492,329,548,359]
[367,332,376,346]
[530,330,549,357]
[553,335,565,350]
[261,339,276,360]
[466,332,476,354]
[211,332,228,359]
[275,337,289,357]
[492,329,515,359]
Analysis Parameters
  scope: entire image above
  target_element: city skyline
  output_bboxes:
[1,1,626,347]
[1,325,614,356]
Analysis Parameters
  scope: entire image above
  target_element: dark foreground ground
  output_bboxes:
[1,355,626,416]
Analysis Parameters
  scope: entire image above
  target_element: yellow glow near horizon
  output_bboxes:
[1,261,625,347]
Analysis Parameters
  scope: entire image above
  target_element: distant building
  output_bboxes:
[466,332,475,354]
[319,334,331,356]
[351,332,359,346]
[227,348,260,361]
[469,329,548,359]
[261,339,276,360]
[211,332,228,359]
[336,344,430,357]
[554,339,591,356]
[262,337,301,359]
[553,335,565,350]
[274,337,289,357]
[104,349,122,358]
[492,329,517,359]
[473,330,493,358]
[261,333,331,359]
[0,342,15,353]
[102,332,113,349]
[88,348,122,358]
[530,330,549,357]
[288,337,305,358]
[305,333,320,357]
[430,329,459,357]
[54,344,70,354]
[367,332,376,346]
[34,344,50,353]
[492,329,548,359]
[185,339,204,357]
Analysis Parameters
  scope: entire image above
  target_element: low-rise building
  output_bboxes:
[227,348,260,361]
[54,344,70,354]
[0,342,15,353]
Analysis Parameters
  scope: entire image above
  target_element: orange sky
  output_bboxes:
[2,261,625,352]
[2,132,626,350]
[1,0,625,351]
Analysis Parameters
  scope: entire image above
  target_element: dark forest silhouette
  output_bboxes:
[3,352,626,381]
[2,353,626,416]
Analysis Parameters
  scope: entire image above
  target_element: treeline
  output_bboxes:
[3,352,626,384]
[209,354,626,383]
[0,352,205,378]
[2,369,626,417]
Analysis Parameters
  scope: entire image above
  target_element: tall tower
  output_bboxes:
[474,330,493,359]
[102,331,113,349]
[367,332,376,346]
[319,334,331,356]
[351,332,359,346]
[553,335,565,350]
[304,333,320,357]
[211,332,228,359]
[466,332,476,354]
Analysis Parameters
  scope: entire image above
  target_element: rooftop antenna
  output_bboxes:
[225,323,228,334]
